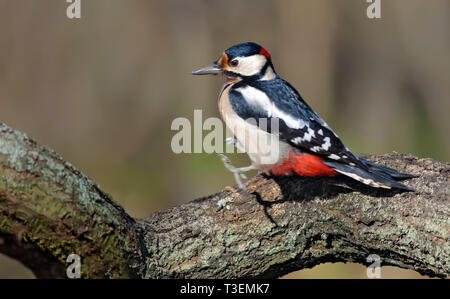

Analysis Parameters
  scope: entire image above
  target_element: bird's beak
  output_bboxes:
[191,62,222,75]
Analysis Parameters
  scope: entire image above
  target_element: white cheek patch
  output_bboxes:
[233,55,267,76]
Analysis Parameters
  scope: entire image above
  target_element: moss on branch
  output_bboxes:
[0,123,448,278]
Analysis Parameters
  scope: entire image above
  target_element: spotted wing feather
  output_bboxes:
[229,78,368,170]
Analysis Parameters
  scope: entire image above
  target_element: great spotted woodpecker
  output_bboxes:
[192,42,417,192]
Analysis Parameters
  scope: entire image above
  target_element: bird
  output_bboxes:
[192,42,417,192]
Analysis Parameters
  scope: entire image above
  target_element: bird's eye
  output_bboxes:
[229,59,239,67]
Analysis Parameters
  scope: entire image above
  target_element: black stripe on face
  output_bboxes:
[224,70,241,78]
[225,61,272,81]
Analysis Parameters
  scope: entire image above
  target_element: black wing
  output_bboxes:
[228,78,368,170]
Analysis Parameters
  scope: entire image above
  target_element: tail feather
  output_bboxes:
[323,160,415,191]
[361,159,419,180]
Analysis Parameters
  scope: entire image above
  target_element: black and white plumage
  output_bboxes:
[228,78,367,168]
[193,42,417,191]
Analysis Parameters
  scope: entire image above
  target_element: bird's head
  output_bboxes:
[192,42,275,81]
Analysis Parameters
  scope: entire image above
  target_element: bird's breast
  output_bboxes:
[218,83,291,169]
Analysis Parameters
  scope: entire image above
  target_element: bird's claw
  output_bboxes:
[225,137,236,145]
[216,153,251,191]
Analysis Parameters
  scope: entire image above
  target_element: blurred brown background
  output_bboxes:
[0,0,448,278]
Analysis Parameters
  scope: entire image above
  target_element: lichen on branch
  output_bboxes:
[0,122,448,278]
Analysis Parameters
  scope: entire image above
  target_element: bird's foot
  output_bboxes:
[216,153,255,191]
[216,153,255,210]
[225,137,245,153]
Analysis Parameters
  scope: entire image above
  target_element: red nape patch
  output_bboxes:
[270,153,337,177]
[259,47,271,58]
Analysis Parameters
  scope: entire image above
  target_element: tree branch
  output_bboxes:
[0,123,448,278]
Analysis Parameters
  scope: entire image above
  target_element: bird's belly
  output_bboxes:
[218,85,291,169]
[224,113,292,168]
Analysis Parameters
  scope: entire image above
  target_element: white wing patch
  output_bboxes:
[234,86,353,164]
[322,137,331,151]
[310,146,322,153]
[327,154,341,160]
[305,127,316,141]
[292,127,316,144]
[236,86,307,129]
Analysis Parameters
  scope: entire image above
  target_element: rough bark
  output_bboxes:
[0,122,448,278]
